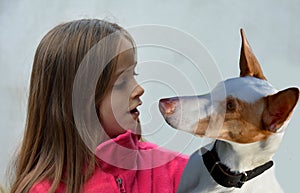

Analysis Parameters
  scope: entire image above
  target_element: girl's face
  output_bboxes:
[99,38,144,139]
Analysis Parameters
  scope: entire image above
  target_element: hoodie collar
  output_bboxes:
[95,130,140,172]
[95,130,183,173]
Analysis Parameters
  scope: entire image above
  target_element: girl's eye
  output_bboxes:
[114,80,127,89]
[114,70,137,90]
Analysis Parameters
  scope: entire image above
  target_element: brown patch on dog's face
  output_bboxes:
[195,97,273,144]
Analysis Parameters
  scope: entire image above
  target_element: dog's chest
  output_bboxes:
[178,150,283,193]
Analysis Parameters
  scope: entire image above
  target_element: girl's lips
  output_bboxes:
[129,101,142,120]
[130,108,140,120]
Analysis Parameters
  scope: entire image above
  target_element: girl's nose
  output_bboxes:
[131,84,144,98]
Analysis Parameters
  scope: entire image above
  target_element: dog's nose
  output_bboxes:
[159,97,179,115]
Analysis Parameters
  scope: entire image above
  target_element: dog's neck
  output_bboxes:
[214,132,284,172]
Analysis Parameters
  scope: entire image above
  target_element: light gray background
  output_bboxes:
[1,0,299,192]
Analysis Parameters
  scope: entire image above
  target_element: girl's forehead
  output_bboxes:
[115,38,136,75]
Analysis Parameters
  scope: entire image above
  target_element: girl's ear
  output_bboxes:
[239,29,267,80]
[262,87,299,132]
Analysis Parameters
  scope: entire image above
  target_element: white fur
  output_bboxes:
[219,76,278,103]
[165,94,212,132]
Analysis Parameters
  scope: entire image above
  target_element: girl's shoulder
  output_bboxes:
[139,140,189,170]
[29,175,120,193]
[139,140,189,159]
[29,180,65,193]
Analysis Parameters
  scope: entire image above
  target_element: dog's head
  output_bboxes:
[159,29,299,144]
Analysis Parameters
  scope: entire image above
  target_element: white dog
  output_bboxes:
[159,29,299,193]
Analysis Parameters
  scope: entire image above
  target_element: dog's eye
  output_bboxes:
[226,99,236,112]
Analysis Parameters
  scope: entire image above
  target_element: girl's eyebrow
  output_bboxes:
[115,62,137,77]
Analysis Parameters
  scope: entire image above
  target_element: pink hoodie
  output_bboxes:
[30,131,188,193]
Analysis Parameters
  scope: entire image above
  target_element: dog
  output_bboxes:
[159,29,299,193]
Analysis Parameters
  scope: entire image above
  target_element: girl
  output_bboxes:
[10,19,188,193]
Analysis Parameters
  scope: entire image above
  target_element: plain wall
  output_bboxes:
[1,0,299,192]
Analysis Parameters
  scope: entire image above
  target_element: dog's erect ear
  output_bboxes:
[262,87,299,132]
[239,29,267,80]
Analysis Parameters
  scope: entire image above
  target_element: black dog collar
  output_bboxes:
[202,144,274,188]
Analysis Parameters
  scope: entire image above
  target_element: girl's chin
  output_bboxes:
[103,118,142,139]
[128,121,142,135]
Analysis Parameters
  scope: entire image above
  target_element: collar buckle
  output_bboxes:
[237,172,248,188]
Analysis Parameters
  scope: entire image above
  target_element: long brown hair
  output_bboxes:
[10,19,134,193]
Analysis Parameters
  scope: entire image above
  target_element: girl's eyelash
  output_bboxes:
[115,70,138,89]
[114,81,126,89]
